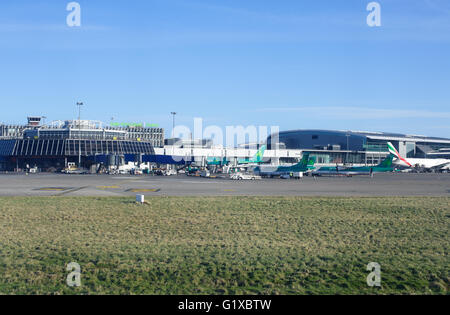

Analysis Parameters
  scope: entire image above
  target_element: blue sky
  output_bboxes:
[0,0,449,138]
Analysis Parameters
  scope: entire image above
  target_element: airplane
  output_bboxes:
[206,156,229,166]
[253,153,316,177]
[238,145,266,165]
[312,155,395,176]
[387,142,450,172]
[206,145,267,166]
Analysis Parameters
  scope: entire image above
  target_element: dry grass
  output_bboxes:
[0,196,448,294]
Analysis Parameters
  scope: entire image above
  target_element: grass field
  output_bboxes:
[0,196,448,295]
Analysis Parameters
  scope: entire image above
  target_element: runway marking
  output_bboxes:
[126,188,161,193]
[56,186,89,196]
[36,187,71,191]
[113,178,145,186]
[97,186,120,189]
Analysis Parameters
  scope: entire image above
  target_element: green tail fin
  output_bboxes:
[253,145,266,162]
[299,153,310,167]
[307,156,316,170]
[378,155,393,168]
[288,153,310,172]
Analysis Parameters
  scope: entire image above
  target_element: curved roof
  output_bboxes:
[272,129,450,142]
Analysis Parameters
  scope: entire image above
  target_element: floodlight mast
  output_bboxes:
[76,102,84,167]
[171,112,177,138]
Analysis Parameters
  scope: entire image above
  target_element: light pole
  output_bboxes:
[171,112,177,138]
[346,134,350,165]
[76,102,84,167]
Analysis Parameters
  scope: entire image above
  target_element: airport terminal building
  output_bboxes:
[0,117,164,171]
[267,130,450,165]
[1,117,450,171]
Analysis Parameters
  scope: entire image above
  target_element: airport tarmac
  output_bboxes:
[0,173,449,197]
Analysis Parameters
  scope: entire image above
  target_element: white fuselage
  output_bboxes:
[394,158,450,169]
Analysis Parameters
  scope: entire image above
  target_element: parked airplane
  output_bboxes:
[206,156,229,166]
[253,153,315,177]
[207,145,267,166]
[312,155,395,176]
[238,145,267,165]
[387,142,450,171]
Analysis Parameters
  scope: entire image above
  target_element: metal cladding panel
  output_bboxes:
[87,154,123,165]
[7,139,154,157]
[143,155,192,165]
[124,154,137,163]
[0,140,17,156]
[93,155,109,164]
[65,140,155,156]
[268,130,366,151]
[11,139,66,156]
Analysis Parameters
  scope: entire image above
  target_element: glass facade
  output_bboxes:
[267,130,367,151]
[0,125,27,139]
[10,120,165,148]
[364,140,389,152]
[266,130,450,165]
[0,119,164,170]
[2,139,155,157]
[414,142,450,158]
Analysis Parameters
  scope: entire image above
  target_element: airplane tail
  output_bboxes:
[387,142,412,167]
[292,152,310,170]
[307,156,316,170]
[221,157,228,165]
[253,145,266,163]
[378,155,394,168]
[301,152,310,164]
[387,142,400,158]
